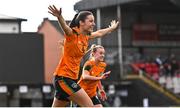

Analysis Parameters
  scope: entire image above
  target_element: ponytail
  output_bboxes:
[69,13,79,28]
[88,44,96,59]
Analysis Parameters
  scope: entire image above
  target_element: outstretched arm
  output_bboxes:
[82,70,102,80]
[90,20,119,39]
[48,5,72,36]
[82,67,111,81]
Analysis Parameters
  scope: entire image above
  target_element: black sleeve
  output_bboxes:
[84,65,92,71]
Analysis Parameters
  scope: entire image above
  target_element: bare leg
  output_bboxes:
[68,88,94,107]
[94,104,103,107]
[52,97,69,107]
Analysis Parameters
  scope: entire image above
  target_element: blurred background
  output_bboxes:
[0,0,180,107]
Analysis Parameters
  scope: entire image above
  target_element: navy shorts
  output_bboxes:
[53,76,81,101]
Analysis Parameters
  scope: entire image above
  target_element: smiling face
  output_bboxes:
[93,47,105,62]
[80,15,95,34]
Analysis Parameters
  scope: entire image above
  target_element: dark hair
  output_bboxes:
[69,11,93,28]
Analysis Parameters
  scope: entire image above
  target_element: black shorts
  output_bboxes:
[91,95,101,105]
[53,76,81,101]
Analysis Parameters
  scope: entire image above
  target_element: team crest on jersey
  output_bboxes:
[71,83,78,88]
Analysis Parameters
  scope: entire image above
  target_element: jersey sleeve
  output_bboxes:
[83,61,93,71]
[84,65,91,71]
[100,62,107,68]
[64,28,78,42]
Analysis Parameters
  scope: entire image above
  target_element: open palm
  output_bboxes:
[48,5,62,17]
[109,20,119,30]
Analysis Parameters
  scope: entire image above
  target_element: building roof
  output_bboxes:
[49,20,63,33]
[49,20,71,34]
[74,0,179,11]
[0,14,27,22]
[74,0,140,11]
[38,18,71,34]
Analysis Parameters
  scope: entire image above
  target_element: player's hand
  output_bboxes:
[48,5,62,17]
[100,90,107,101]
[101,71,111,79]
[109,20,119,30]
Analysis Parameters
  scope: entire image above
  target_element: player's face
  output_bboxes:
[81,15,95,33]
[94,48,105,62]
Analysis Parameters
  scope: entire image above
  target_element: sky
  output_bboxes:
[0,0,81,32]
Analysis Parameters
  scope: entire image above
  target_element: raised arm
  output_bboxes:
[90,20,119,39]
[48,5,72,36]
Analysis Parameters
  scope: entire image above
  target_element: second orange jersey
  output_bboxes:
[78,59,107,98]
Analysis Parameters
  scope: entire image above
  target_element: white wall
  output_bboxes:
[0,22,19,33]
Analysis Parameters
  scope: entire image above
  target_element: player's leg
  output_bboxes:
[52,97,69,107]
[68,88,94,107]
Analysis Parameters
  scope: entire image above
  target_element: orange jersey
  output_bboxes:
[78,59,107,98]
[54,27,90,80]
